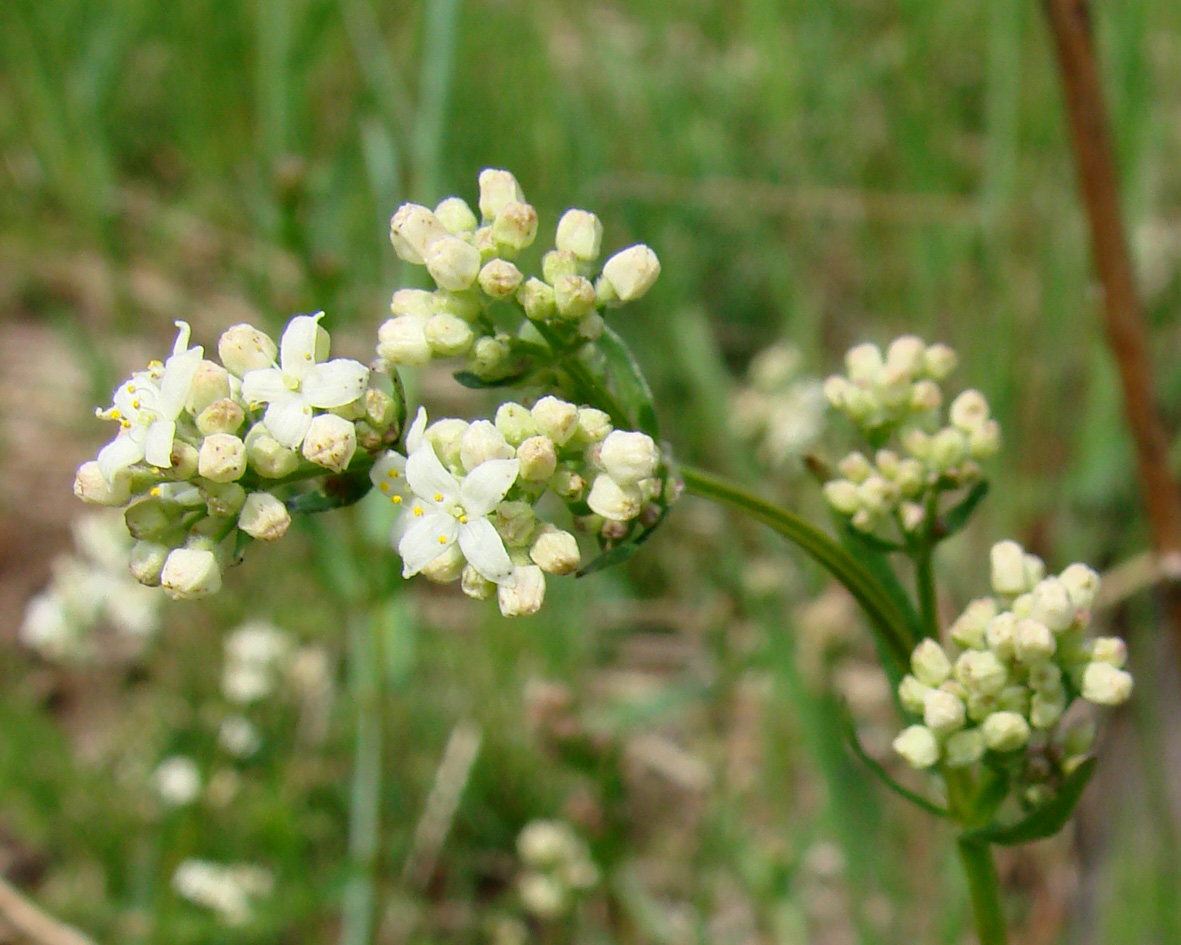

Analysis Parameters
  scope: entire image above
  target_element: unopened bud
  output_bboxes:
[377,316,432,366]
[600,245,661,303]
[425,418,467,468]
[434,196,478,235]
[949,390,990,432]
[968,420,1001,460]
[204,481,246,516]
[125,498,173,540]
[239,492,291,541]
[161,547,222,600]
[929,427,966,472]
[74,460,131,506]
[574,408,612,446]
[886,335,926,376]
[1030,691,1065,729]
[391,288,435,318]
[556,209,604,260]
[923,343,958,380]
[517,436,558,481]
[587,474,642,522]
[823,480,859,515]
[532,396,579,445]
[491,202,539,254]
[479,259,524,298]
[302,414,356,472]
[900,502,926,532]
[550,466,586,501]
[460,420,514,472]
[923,689,966,736]
[187,360,231,415]
[519,278,557,321]
[599,430,660,484]
[990,540,1028,596]
[245,425,300,478]
[198,434,247,483]
[982,711,1031,752]
[910,379,942,411]
[1030,578,1074,632]
[129,540,169,586]
[898,675,931,715]
[845,343,884,383]
[911,639,951,686]
[1014,618,1056,663]
[468,336,511,380]
[956,649,1008,696]
[421,543,465,583]
[949,598,997,649]
[1081,662,1133,705]
[495,501,538,547]
[943,729,986,767]
[425,237,481,291]
[838,452,873,483]
[197,398,245,436]
[477,169,525,220]
[1059,562,1100,610]
[219,324,278,377]
[530,527,580,575]
[390,203,449,263]
[553,275,597,321]
[498,565,546,617]
[424,313,474,357]
[461,564,496,601]
[495,402,540,445]
[1091,636,1127,668]
[893,725,939,769]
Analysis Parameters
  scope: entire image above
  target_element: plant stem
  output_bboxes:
[679,464,913,670]
[956,839,1009,945]
[914,545,937,639]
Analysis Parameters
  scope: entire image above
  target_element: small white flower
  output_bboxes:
[153,755,202,806]
[97,321,204,482]
[240,313,369,449]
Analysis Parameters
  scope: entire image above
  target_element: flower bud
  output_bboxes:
[990,540,1028,596]
[1081,662,1133,705]
[478,259,524,298]
[996,684,1030,715]
[425,418,468,468]
[203,481,246,516]
[949,390,990,433]
[886,335,926,376]
[837,451,873,483]
[911,639,951,686]
[949,598,997,649]
[239,492,291,541]
[390,203,449,263]
[943,729,986,767]
[519,277,557,321]
[245,425,300,478]
[955,649,1007,696]
[574,408,612,446]
[845,343,883,383]
[425,237,481,291]
[219,324,278,377]
[495,402,540,446]
[468,336,511,380]
[495,501,538,547]
[823,480,859,515]
[424,313,474,357]
[923,689,966,736]
[432,289,482,321]
[197,398,246,436]
[982,711,1031,752]
[460,564,496,600]
[434,196,478,235]
[517,436,558,481]
[900,502,926,532]
[923,343,958,380]
[530,527,580,575]
[896,461,925,498]
[1091,636,1127,668]
[929,427,966,472]
[161,547,222,600]
[74,460,132,506]
[892,725,939,769]
[984,612,1017,661]
[186,360,231,415]
[823,375,849,407]
[491,202,539,254]
[1028,661,1062,692]
[377,316,432,366]
[302,414,356,472]
[587,474,642,522]
[498,565,546,617]
[1014,618,1056,663]
[910,380,942,411]
[553,274,597,321]
[902,428,931,461]
[1028,578,1073,632]
[1059,562,1100,610]
[599,430,660,484]
[421,543,465,583]
[129,540,169,586]
[460,420,514,472]
[1030,691,1065,729]
[197,434,247,483]
[600,245,661,303]
[532,396,579,445]
[477,169,525,220]
[898,675,930,715]
[391,288,435,318]
[543,249,580,284]
[555,208,604,260]
[549,466,586,501]
[968,420,1001,460]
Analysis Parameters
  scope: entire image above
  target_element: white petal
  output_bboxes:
[158,347,203,418]
[143,420,177,467]
[241,368,288,407]
[399,511,459,577]
[263,394,313,448]
[280,312,328,379]
[389,508,412,547]
[97,434,145,482]
[459,459,519,517]
[369,451,407,488]
[405,407,428,453]
[405,444,460,505]
[172,320,193,356]
[458,518,514,585]
[301,359,369,408]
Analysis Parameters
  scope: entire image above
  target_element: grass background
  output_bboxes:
[2,0,1181,941]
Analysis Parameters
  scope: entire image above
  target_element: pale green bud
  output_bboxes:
[982,710,1031,752]
[990,540,1029,596]
[495,403,540,445]
[554,210,603,261]
[129,540,169,586]
[844,343,883,383]
[929,427,966,472]
[857,475,898,515]
[517,436,558,481]
[391,288,435,318]
[468,335,512,380]
[949,389,990,433]
[74,460,132,506]
[898,674,930,715]
[578,311,604,339]
[187,360,231,415]
[218,324,278,377]
[1081,662,1133,705]
[1059,562,1100,610]
[601,244,661,303]
[1024,553,1045,586]
[161,547,221,600]
[600,430,660,485]
[923,343,958,380]
[238,492,291,541]
[495,501,538,547]
[198,434,247,483]
[532,396,580,446]
[900,502,926,532]
[364,388,397,431]
[425,237,481,291]
[956,649,1008,696]
[477,168,525,220]
[424,313,475,357]
[377,316,432,366]
[837,451,873,483]
[850,507,876,532]
[1030,691,1065,729]
[244,425,300,479]
[530,526,580,575]
[435,196,478,235]
[390,203,449,264]
[431,289,483,321]
[823,375,849,407]
[911,639,951,686]
[478,259,524,298]
[203,482,246,517]
[1030,578,1074,632]
[460,564,496,600]
[460,420,514,472]
[996,685,1030,715]
[167,441,200,480]
[1014,618,1056,663]
[425,418,468,469]
[519,278,557,321]
[553,274,597,321]
[491,202,539,254]
[1091,636,1127,668]
[421,543,465,583]
[125,498,175,540]
[966,691,997,722]
[885,335,926,376]
[586,474,643,522]
[910,379,942,411]
[875,450,901,479]
[923,689,966,736]
[985,612,1017,661]
[950,598,998,650]
[968,420,1001,460]
[943,729,986,767]
[302,414,356,473]
[196,398,246,436]
[549,466,586,501]
[498,565,546,617]
[892,725,939,769]
[1028,661,1062,692]
[574,408,612,446]
[823,480,860,516]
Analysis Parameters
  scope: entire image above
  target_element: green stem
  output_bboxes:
[679,465,913,671]
[915,545,937,639]
[956,839,1009,945]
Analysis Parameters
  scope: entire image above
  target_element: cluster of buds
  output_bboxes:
[515,820,599,921]
[74,315,402,600]
[892,541,1131,799]
[821,337,1000,535]
[730,342,828,470]
[368,395,668,617]
[380,168,660,380]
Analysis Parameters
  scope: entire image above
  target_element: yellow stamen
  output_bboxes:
[433,493,443,502]
[149,486,162,497]
[131,399,141,410]
[387,469,399,478]
[379,483,390,493]
[391,495,403,505]
[458,515,467,524]
[120,419,131,429]
[110,409,121,420]
[437,536,447,544]
[413,506,423,516]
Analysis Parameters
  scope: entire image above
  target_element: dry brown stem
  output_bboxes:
[0,876,98,945]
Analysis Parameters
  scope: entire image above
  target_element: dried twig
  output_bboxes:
[1041,0,1181,655]
[0,876,99,945]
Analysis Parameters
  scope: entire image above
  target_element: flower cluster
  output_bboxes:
[821,337,1000,535]
[730,342,828,470]
[368,396,666,617]
[379,168,659,379]
[75,315,401,600]
[516,820,599,921]
[892,541,1131,798]
[172,859,274,926]
[21,512,163,660]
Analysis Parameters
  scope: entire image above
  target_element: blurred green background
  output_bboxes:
[3,0,1181,942]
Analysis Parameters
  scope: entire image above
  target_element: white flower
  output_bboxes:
[153,755,202,806]
[97,321,204,482]
[240,313,369,449]
[396,437,519,586]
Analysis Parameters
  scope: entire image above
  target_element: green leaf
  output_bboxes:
[841,704,949,819]
[285,472,372,515]
[596,326,660,438]
[838,522,924,647]
[451,368,534,390]
[577,504,670,578]
[936,481,990,540]
[370,595,417,689]
[961,757,1097,846]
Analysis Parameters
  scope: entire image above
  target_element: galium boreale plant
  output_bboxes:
[74,168,1130,944]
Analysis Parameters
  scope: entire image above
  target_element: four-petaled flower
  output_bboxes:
[241,313,369,449]
[97,321,204,482]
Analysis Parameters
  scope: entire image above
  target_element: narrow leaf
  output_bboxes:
[841,706,949,819]
[596,326,660,438]
[451,368,534,390]
[961,757,1097,846]
[936,481,990,540]
[577,504,670,578]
